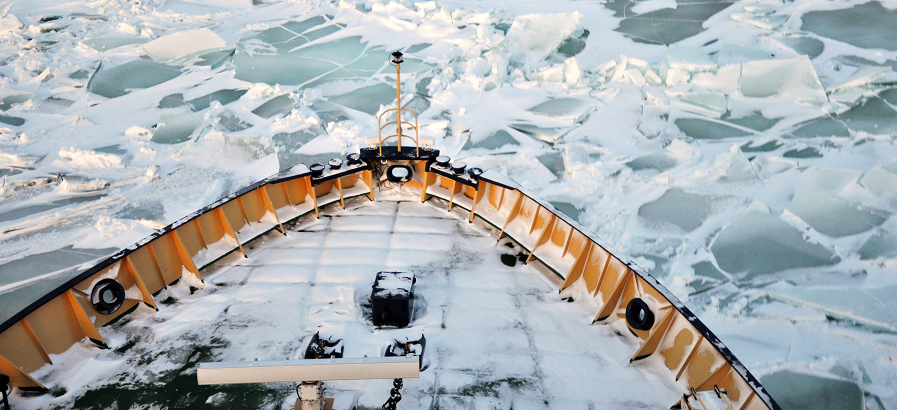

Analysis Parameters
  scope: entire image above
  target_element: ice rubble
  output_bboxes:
[506,12,583,61]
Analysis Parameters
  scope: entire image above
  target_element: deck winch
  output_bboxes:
[371,271,416,327]
[303,332,343,360]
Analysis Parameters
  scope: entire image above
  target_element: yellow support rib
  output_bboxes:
[259,187,286,235]
[559,242,593,291]
[469,184,484,223]
[281,182,294,206]
[146,243,170,287]
[124,257,157,310]
[676,335,705,381]
[593,269,632,323]
[448,179,458,211]
[64,290,107,347]
[526,214,556,264]
[363,169,375,201]
[20,319,51,365]
[592,254,614,297]
[420,168,433,202]
[192,219,208,250]
[216,207,246,257]
[236,196,250,222]
[171,231,202,281]
[0,352,45,390]
[335,177,345,209]
[497,195,524,242]
[307,177,319,218]
[631,306,676,362]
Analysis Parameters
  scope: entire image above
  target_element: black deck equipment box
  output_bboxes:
[371,271,415,326]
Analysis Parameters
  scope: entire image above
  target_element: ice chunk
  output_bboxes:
[786,185,889,237]
[740,56,826,100]
[802,2,897,51]
[761,371,864,410]
[711,210,840,278]
[626,140,697,172]
[679,93,727,116]
[233,34,398,87]
[506,12,583,60]
[626,150,677,172]
[730,13,787,29]
[638,188,740,232]
[712,144,754,180]
[465,129,519,150]
[857,229,897,260]
[187,89,248,111]
[753,154,795,178]
[213,110,252,132]
[58,147,122,169]
[715,45,774,65]
[88,60,182,99]
[741,139,784,152]
[663,46,716,73]
[158,93,185,108]
[724,111,780,131]
[860,166,897,200]
[536,152,565,178]
[82,38,147,52]
[0,15,22,33]
[675,118,751,139]
[251,94,295,119]
[772,284,897,331]
[142,28,227,62]
[829,66,892,93]
[0,90,33,111]
[534,64,564,83]
[564,57,582,84]
[151,112,204,144]
[509,124,571,144]
[839,97,897,134]
[790,116,850,138]
[608,0,731,45]
[773,35,825,59]
[528,97,595,122]
[328,83,395,115]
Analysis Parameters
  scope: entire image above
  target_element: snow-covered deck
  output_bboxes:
[21,194,680,409]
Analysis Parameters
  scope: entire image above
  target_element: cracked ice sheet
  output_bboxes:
[2,0,897,408]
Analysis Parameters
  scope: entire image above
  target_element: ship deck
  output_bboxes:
[19,192,681,409]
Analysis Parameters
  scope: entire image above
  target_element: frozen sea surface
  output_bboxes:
[0,0,896,408]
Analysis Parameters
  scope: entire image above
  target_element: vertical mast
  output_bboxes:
[391,51,404,152]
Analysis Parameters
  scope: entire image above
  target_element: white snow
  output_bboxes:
[0,0,896,407]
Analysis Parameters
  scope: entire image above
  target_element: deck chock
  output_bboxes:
[385,334,426,370]
[304,333,343,360]
[1,373,10,410]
